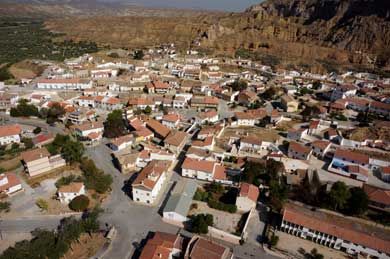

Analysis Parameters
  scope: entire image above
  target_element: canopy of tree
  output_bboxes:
[69,195,90,212]
[47,134,84,164]
[190,213,213,234]
[80,158,113,194]
[104,110,127,138]
[10,99,39,117]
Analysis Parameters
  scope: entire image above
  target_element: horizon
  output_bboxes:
[103,0,263,12]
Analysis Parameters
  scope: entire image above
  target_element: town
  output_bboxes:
[0,45,389,259]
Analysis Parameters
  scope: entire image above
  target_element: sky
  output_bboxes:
[106,0,262,12]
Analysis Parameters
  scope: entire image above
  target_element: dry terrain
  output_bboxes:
[61,233,107,259]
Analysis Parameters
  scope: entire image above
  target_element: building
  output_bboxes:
[37,78,93,90]
[163,179,197,224]
[281,202,390,259]
[139,232,183,259]
[0,172,22,195]
[0,124,21,146]
[164,130,188,154]
[379,166,390,183]
[328,149,370,181]
[108,134,134,152]
[287,128,307,141]
[132,160,171,204]
[70,121,104,140]
[182,157,227,183]
[184,236,233,259]
[57,182,86,204]
[161,113,181,129]
[281,95,299,112]
[197,110,219,124]
[234,112,256,126]
[310,140,331,158]
[330,84,357,101]
[237,91,259,106]
[21,147,66,177]
[146,119,171,140]
[288,142,312,160]
[239,136,269,153]
[363,184,390,212]
[236,183,259,212]
[191,96,219,110]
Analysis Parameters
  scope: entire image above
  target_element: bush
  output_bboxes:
[33,127,42,134]
[191,214,213,234]
[207,199,237,213]
[193,188,209,202]
[55,175,82,188]
[81,158,113,194]
[69,195,90,211]
[269,233,279,247]
[22,137,34,149]
[0,201,11,213]
[36,198,48,211]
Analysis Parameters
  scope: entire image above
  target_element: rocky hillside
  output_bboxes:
[1,0,389,73]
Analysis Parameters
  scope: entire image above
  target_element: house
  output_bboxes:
[75,96,95,108]
[70,121,104,140]
[182,157,227,183]
[328,149,370,181]
[287,128,307,141]
[128,98,155,111]
[146,119,171,140]
[288,142,312,160]
[0,93,19,110]
[281,202,390,259]
[146,81,171,94]
[163,179,197,225]
[239,136,267,153]
[363,184,390,212]
[234,112,256,126]
[161,113,181,129]
[37,78,93,90]
[191,136,215,150]
[0,172,22,195]
[236,183,259,212]
[21,147,66,177]
[330,84,357,101]
[379,166,390,183]
[132,160,171,204]
[237,91,259,106]
[112,150,139,173]
[57,182,86,204]
[369,101,390,118]
[281,95,298,112]
[191,96,219,110]
[0,124,21,146]
[108,134,134,151]
[173,96,187,109]
[197,110,219,124]
[139,232,183,259]
[164,130,188,154]
[185,236,232,259]
[310,140,331,158]
[32,133,55,148]
[324,128,339,141]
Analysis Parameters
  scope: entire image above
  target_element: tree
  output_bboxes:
[301,105,321,121]
[230,79,248,92]
[269,233,279,247]
[36,198,49,211]
[269,179,288,211]
[62,140,84,164]
[328,181,351,211]
[191,214,213,234]
[81,158,113,194]
[33,127,42,134]
[21,137,34,149]
[260,87,278,100]
[104,110,127,138]
[305,248,324,259]
[133,49,144,60]
[0,201,11,213]
[143,106,152,115]
[10,99,39,117]
[312,81,322,90]
[69,195,90,211]
[345,187,368,215]
[46,102,65,124]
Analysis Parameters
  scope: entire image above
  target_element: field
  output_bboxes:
[0,18,98,81]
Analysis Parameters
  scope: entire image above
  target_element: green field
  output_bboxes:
[0,18,98,80]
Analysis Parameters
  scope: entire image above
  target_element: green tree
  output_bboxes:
[328,181,351,211]
[81,158,113,194]
[46,102,65,124]
[346,187,368,215]
[260,87,278,100]
[21,137,34,149]
[69,195,90,211]
[104,110,127,138]
[133,50,144,60]
[191,214,213,234]
[36,198,49,211]
[143,106,152,115]
[62,140,84,164]
[33,127,42,134]
[269,233,279,247]
[230,79,248,92]
[269,179,288,211]
[0,201,11,213]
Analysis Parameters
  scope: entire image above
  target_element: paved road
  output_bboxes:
[0,215,71,233]
[0,114,65,135]
[85,144,180,259]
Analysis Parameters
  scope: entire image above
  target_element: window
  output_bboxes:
[147,200,150,204]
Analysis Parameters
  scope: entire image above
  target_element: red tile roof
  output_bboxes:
[239,183,259,202]
[283,202,390,254]
[363,184,390,207]
[182,157,215,174]
[132,160,170,190]
[334,149,369,165]
[139,232,181,259]
[0,172,21,193]
[21,147,50,163]
[146,119,171,138]
[188,237,229,259]
[0,124,21,138]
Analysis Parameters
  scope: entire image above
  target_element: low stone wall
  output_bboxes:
[207,226,241,245]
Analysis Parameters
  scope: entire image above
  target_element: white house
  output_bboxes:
[132,160,171,205]
[328,149,370,182]
[0,124,21,146]
[239,136,269,153]
[57,182,86,204]
[234,112,256,127]
[181,157,227,183]
[37,78,93,90]
[70,122,104,139]
[0,172,22,195]
[161,113,181,129]
[330,84,357,101]
[109,134,134,152]
[236,183,259,212]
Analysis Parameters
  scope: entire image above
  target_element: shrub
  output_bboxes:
[0,201,11,213]
[269,233,279,247]
[207,199,237,213]
[36,198,48,211]
[55,175,82,188]
[191,214,213,234]
[69,195,90,211]
[33,127,42,134]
